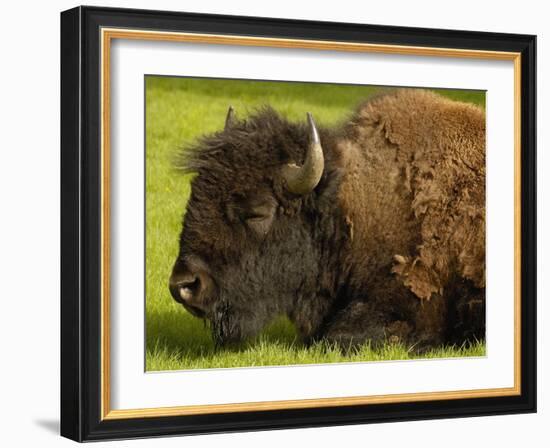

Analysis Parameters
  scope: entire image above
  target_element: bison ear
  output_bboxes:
[224,106,237,130]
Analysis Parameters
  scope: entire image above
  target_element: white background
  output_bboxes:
[0,0,546,447]
[111,40,515,409]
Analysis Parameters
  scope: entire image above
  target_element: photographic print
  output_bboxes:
[146,77,487,371]
[61,7,535,440]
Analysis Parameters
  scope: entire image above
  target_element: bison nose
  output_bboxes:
[169,271,207,317]
[173,274,199,301]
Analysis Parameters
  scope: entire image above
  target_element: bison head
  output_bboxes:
[169,106,328,346]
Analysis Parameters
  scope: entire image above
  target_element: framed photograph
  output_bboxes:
[60,6,536,442]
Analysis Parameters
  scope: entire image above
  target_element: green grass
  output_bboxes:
[145,76,486,371]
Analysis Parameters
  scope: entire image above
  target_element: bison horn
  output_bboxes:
[281,113,324,195]
[225,105,236,130]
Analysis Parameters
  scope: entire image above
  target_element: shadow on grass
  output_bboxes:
[146,305,213,360]
[146,303,302,367]
[146,304,486,371]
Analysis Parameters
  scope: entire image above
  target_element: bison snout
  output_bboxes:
[169,260,212,318]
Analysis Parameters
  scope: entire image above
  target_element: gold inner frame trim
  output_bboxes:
[100,27,522,420]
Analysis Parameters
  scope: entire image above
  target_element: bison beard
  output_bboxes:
[169,89,486,352]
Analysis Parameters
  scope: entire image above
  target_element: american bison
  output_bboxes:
[169,89,486,351]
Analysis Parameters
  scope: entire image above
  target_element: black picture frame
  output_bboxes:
[61,5,536,442]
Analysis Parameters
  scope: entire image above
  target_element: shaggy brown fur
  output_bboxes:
[170,89,486,351]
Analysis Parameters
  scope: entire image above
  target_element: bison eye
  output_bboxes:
[228,193,277,236]
[243,208,271,221]
[245,213,275,236]
[241,202,277,236]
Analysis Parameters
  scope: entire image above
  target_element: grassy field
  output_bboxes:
[145,76,486,371]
